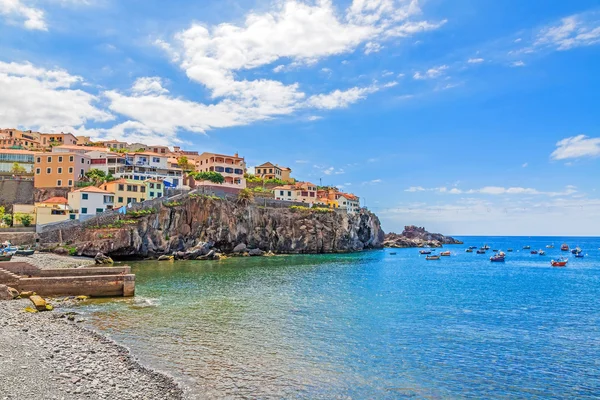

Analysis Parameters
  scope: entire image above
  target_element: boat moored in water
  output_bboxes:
[523,246,531,250]
[465,249,473,253]
[551,257,568,267]
[507,249,513,252]
[476,250,486,254]
[561,244,569,251]
[426,255,441,260]
[490,254,505,262]
[571,247,582,254]
[530,250,538,255]
[440,251,451,256]
[419,250,432,255]
[539,250,546,255]
[546,244,554,248]
[482,245,490,250]
[575,253,584,258]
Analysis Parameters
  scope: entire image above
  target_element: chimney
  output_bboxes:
[234,152,239,158]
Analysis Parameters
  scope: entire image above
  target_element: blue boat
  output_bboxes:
[575,253,584,258]
[490,255,505,262]
[477,250,486,254]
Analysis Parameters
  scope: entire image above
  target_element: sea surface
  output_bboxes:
[73,237,600,399]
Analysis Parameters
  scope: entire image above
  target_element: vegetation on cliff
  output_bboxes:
[383,225,463,248]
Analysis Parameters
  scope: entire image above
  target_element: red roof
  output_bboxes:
[72,186,113,194]
[41,197,68,204]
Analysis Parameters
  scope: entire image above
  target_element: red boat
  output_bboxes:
[440,251,451,256]
[551,258,568,267]
[560,244,569,252]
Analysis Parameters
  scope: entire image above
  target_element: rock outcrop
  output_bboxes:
[39,196,385,259]
[383,225,463,248]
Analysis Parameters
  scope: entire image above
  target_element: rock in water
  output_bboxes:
[248,248,264,256]
[233,243,247,253]
[157,255,174,261]
[94,253,114,264]
[383,225,463,248]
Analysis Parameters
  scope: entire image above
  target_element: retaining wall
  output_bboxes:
[17,274,135,297]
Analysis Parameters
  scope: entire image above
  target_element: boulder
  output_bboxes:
[53,247,70,256]
[0,285,19,300]
[248,248,264,256]
[232,243,247,253]
[157,255,174,261]
[197,250,218,261]
[19,291,35,298]
[29,295,47,311]
[94,253,114,264]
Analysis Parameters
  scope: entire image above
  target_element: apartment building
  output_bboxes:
[0,149,35,173]
[34,152,91,188]
[272,181,317,203]
[0,129,41,149]
[39,133,78,148]
[255,162,293,183]
[337,193,360,213]
[195,152,246,189]
[114,152,183,188]
[101,139,128,150]
[103,178,147,207]
[68,186,114,220]
[145,179,164,200]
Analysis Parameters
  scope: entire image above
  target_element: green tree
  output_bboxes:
[177,156,194,171]
[11,162,27,174]
[190,171,225,184]
[15,213,32,227]
[85,169,108,185]
[237,188,254,205]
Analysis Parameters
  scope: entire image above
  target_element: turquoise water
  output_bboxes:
[75,237,600,399]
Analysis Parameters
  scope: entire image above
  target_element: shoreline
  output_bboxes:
[0,299,185,399]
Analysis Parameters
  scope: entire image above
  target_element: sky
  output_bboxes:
[1,0,600,236]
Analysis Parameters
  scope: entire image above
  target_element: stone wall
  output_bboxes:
[34,187,71,202]
[0,179,34,211]
[0,231,36,246]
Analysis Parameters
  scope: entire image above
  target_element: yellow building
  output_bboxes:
[255,162,293,183]
[34,197,72,225]
[102,179,147,207]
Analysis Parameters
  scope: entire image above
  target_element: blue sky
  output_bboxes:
[1,0,600,235]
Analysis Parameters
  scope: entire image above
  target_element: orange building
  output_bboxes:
[34,152,92,188]
[39,132,78,148]
[195,152,246,188]
[0,128,41,149]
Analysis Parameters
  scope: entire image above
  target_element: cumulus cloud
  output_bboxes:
[551,135,600,160]
[131,77,169,95]
[0,61,112,128]
[404,184,577,197]
[307,85,379,109]
[413,65,448,79]
[535,12,600,51]
[0,0,46,30]
[511,60,526,67]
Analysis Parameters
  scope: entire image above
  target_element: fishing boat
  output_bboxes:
[551,257,568,267]
[493,249,499,252]
[440,251,451,256]
[15,249,34,256]
[476,250,486,254]
[419,250,432,255]
[389,252,397,255]
[546,244,554,248]
[465,248,473,253]
[482,245,490,250]
[539,250,546,256]
[530,250,538,255]
[571,247,582,254]
[490,254,505,262]
[469,246,478,250]
[523,245,531,250]
[575,253,584,258]
[426,255,440,260]
[560,244,569,252]
[0,253,13,261]
[507,249,513,252]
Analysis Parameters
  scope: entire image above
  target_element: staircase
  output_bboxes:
[0,267,21,287]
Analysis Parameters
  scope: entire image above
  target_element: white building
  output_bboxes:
[68,186,115,221]
[337,193,361,213]
[113,152,184,188]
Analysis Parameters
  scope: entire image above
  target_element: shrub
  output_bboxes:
[163,201,182,207]
[189,171,225,184]
[15,213,32,227]
[237,188,254,205]
[2,214,13,227]
[126,208,156,218]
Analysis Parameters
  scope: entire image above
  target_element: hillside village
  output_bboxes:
[0,128,361,228]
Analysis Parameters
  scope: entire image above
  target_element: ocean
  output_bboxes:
[73,236,600,398]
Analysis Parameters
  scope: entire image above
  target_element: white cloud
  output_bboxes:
[413,65,448,79]
[306,115,322,121]
[307,85,379,109]
[404,184,577,197]
[295,160,309,164]
[0,61,112,128]
[514,38,522,43]
[272,64,285,73]
[0,0,46,30]
[467,58,484,63]
[131,77,169,95]
[405,186,426,192]
[535,12,600,51]
[364,179,382,185]
[364,41,383,54]
[511,60,526,67]
[551,135,600,160]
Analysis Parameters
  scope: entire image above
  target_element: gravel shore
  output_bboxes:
[0,299,184,399]
[10,253,96,269]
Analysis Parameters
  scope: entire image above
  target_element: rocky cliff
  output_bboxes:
[39,196,385,258]
[383,225,463,248]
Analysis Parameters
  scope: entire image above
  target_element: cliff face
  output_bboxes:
[383,225,463,248]
[41,197,385,258]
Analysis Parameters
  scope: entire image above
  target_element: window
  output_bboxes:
[70,215,76,220]
[68,167,73,173]
[81,158,84,163]
[288,191,292,197]
[96,208,103,214]
[82,193,88,200]
[35,168,40,175]
[118,184,124,191]
[156,184,161,189]
[47,156,51,162]
[126,185,132,191]
[269,168,273,173]
[57,180,62,186]
[157,193,162,198]
[256,169,261,174]
[36,157,40,163]
[132,186,138,192]
[104,196,113,203]
[118,197,123,203]
[69,156,73,162]
[140,186,145,193]
[80,169,84,177]
[81,207,87,214]
[280,191,284,196]
[68,180,73,186]
[150,192,155,197]
[152,157,160,163]
[310,192,316,197]
[57,167,62,174]
[149,183,155,189]
[46,167,51,174]
[58,156,63,162]
[140,198,145,202]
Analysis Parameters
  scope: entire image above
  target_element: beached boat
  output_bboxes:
[465,249,473,253]
[0,253,13,261]
[426,255,441,260]
[539,250,546,256]
[561,244,569,252]
[419,250,432,255]
[530,250,538,255]
[476,250,486,254]
[523,246,531,250]
[490,254,505,262]
[551,258,568,267]
[440,251,451,256]
[15,249,34,256]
